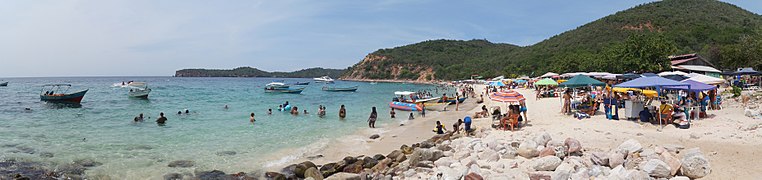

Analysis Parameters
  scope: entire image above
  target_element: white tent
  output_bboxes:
[686,73,726,85]
[539,72,559,78]
[658,71,689,76]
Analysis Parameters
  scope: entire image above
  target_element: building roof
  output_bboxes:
[669,53,715,67]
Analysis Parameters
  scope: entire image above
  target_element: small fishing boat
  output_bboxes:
[40,84,88,103]
[313,76,335,83]
[265,87,305,94]
[322,86,358,92]
[127,82,151,99]
[265,82,290,89]
[437,97,467,105]
[0,81,7,86]
[293,82,310,85]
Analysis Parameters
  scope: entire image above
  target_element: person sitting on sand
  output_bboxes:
[156,112,167,125]
[267,109,272,115]
[390,108,396,118]
[409,112,415,120]
[339,105,346,118]
[134,113,144,122]
[474,105,488,118]
[291,106,299,115]
[476,94,484,104]
[433,121,447,134]
[250,113,256,122]
[453,119,463,134]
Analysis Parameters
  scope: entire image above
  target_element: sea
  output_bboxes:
[0,77,450,179]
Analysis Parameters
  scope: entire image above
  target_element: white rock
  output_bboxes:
[625,169,649,180]
[325,172,361,180]
[499,147,518,159]
[608,165,627,179]
[551,162,574,180]
[478,149,500,162]
[641,159,671,178]
[531,156,562,171]
[533,132,552,146]
[669,176,691,180]
[434,157,455,167]
[681,148,711,179]
[503,169,530,179]
[468,164,481,174]
[617,139,643,154]
[518,140,539,158]
[608,151,625,168]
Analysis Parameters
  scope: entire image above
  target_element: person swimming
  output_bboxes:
[184,109,190,114]
[134,113,144,122]
[267,109,272,115]
[291,106,299,115]
[339,105,346,119]
[156,112,167,125]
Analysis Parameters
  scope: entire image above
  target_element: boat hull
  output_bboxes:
[437,97,467,105]
[129,89,151,99]
[0,82,7,86]
[389,102,422,111]
[293,82,310,85]
[41,89,88,103]
[265,88,304,94]
[322,86,358,92]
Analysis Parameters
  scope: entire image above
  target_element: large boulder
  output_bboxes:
[464,172,484,180]
[324,172,360,180]
[266,172,286,180]
[609,152,625,168]
[518,140,540,158]
[538,146,556,157]
[304,167,324,180]
[680,148,711,179]
[362,157,378,169]
[533,132,552,146]
[661,152,682,176]
[342,160,364,173]
[564,138,582,154]
[434,157,455,167]
[531,156,562,171]
[371,158,392,173]
[387,150,406,162]
[617,139,643,154]
[641,159,671,178]
[551,162,574,180]
[319,163,340,177]
[195,170,227,180]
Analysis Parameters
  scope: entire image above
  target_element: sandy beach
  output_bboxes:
[266,84,762,179]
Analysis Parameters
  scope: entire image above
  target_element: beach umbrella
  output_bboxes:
[535,78,558,86]
[540,72,559,78]
[489,90,526,103]
[560,75,606,88]
[487,81,506,87]
[515,79,528,83]
[658,71,688,76]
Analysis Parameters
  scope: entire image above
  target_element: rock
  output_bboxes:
[641,159,671,178]
[420,140,436,148]
[554,146,567,159]
[400,145,414,154]
[167,160,194,168]
[387,150,406,162]
[468,164,481,174]
[281,164,299,179]
[552,163,574,180]
[434,157,455,167]
[39,152,54,158]
[661,152,681,176]
[564,138,582,154]
[343,156,358,164]
[324,172,361,180]
[163,173,183,180]
[590,152,609,166]
[362,158,378,169]
[342,161,364,173]
[680,148,711,179]
[518,140,539,158]
[196,170,227,180]
[373,154,386,161]
[293,163,309,178]
[265,172,286,180]
[301,161,318,170]
[464,172,484,180]
[369,134,381,139]
[74,158,102,167]
[617,139,643,154]
[670,176,691,180]
[417,160,434,168]
[531,156,562,171]
[215,151,237,156]
[528,171,553,180]
[609,152,625,168]
[623,156,643,170]
[371,158,391,173]
[624,169,649,180]
[499,147,518,159]
[478,149,500,162]
[538,146,555,157]
[304,167,323,180]
[533,132,552,146]
[57,163,86,175]
[319,162,340,177]
[608,165,627,179]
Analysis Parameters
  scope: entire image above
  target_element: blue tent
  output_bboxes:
[664,80,716,92]
[488,81,505,87]
[733,68,759,75]
[615,76,690,96]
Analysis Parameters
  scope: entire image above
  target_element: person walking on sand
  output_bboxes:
[390,108,396,118]
[562,90,572,114]
[156,112,167,125]
[421,104,426,117]
[368,107,377,128]
[250,113,256,123]
[339,105,346,119]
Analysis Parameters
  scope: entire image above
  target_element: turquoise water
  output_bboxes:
[0,77,448,178]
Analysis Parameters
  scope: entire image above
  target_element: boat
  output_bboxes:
[127,82,151,99]
[322,86,358,92]
[437,97,467,105]
[0,81,7,86]
[113,81,134,87]
[265,82,290,89]
[313,76,335,83]
[265,87,305,94]
[40,84,88,103]
[422,102,449,111]
[389,102,422,111]
[389,91,441,111]
[293,82,310,85]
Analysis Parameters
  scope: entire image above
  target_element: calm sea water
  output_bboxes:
[0,77,448,178]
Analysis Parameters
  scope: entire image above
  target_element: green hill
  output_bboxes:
[175,67,345,78]
[342,0,762,81]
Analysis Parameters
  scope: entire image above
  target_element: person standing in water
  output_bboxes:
[339,105,346,119]
[390,108,396,118]
[368,107,377,128]
[267,109,272,115]
[133,113,144,122]
[250,113,256,123]
[156,112,167,125]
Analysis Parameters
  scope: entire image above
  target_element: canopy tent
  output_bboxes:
[540,72,559,78]
[662,75,688,81]
[487,81,506,87]
[489,90,525,103]
[560,75,606,88]
[584,72,613,78]
[534,78,558,86]
[664,80,716,92]
[517,76,531,80]
[658,71,688,76]
[685,73,725,85]
[601,74,621,80]
[641,73,658,77]
[733,67,760,75]
[560,72,585,78]
[612,87,658,98]
[618,73,642,80]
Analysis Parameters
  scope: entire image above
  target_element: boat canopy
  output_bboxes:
[394,91,416,96]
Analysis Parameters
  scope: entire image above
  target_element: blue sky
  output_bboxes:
[1,0,760,77]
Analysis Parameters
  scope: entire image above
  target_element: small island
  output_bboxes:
[175,67,346,78]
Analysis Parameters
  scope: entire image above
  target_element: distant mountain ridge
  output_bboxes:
[341,0,762,81]
[175,67,345,78]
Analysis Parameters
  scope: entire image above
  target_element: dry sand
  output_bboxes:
[267,84,761,179]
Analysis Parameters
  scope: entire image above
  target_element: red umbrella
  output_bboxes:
[489,90,525,103]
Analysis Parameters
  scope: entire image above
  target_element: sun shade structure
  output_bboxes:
[733,67,760,75]
[487,81,506,87]
[615,76,689,88]
[664,80,716,92]
[540,72,559,78]
[685,73,725,85]
[560,75,606,88]
[489,90,525,103]
[534,78,558,86]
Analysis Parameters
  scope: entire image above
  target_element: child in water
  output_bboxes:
[408,112,415,120]
[250,113,255,122]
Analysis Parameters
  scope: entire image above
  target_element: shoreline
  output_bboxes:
[339,78,442,85]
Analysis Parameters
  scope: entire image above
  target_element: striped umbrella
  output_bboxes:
[489,90,525,103]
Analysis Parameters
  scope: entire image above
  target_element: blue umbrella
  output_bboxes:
[488,81,506,87]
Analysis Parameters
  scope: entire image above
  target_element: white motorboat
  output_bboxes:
[313,76,335,83]
[128,82,151,99]
[265,82,289,89]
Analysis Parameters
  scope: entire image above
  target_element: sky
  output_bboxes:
[1,0,760,77]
